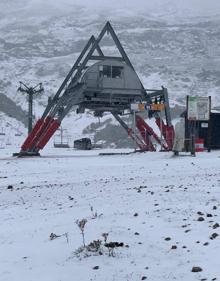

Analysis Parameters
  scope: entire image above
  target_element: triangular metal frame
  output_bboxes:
[42,21,145,120]
[18,21,173,155]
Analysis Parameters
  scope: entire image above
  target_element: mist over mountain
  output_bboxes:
[0,1,220,146]
[2,0,220,18]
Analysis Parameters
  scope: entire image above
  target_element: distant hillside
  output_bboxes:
[0,3,219,147]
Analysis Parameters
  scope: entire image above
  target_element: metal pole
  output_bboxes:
[133,111,136,151]
[191,120,196,156]
[61,127,63,145]
[160,110,162,151]
[28,90,33,134]
[17,82,44,135]
[207,96,212,152]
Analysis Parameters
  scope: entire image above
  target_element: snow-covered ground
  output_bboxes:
[0,147,220,281]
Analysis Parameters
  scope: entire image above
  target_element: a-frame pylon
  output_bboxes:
[17,21,173,156]
[18,22,142,155]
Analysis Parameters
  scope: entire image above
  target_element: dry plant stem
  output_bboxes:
[76,219,87,248]
[82,230,85,248]
[64,232,69,244]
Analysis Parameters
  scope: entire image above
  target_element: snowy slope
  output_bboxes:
[0,113,26,148]
[0,148,220,280]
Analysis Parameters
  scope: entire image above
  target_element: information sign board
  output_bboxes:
[187,96,210,121]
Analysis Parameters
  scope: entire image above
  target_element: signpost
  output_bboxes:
[186,96,211,154]
[187,96,210,121]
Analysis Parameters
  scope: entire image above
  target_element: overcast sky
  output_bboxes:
[55,0,220,13]
[2,0,220,19]
[52,0,220,19]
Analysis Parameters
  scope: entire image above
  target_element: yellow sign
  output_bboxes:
[138,103,145,111]
[151,104,165,111]
[131,103,146,111]
[131,103,165,112]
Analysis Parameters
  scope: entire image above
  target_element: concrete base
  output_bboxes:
[13,152,40,157]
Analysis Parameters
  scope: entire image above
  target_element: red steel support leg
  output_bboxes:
[136,115,167,151]
[36,120,60,150]
[138,128,156,151]
[21,119,44,151]
[155,118,174,150]
[27,116,53,151]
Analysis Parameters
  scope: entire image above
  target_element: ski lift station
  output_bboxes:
[18,21,174,156]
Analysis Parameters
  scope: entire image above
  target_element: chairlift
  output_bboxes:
[6,138,12,145]
[14,125,22,137]
[0,127,5,136]
[0,141,5,149]
[15,129,22,136]
[53,127,70,148]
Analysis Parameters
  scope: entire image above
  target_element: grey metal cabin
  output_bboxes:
[80,59,143,113]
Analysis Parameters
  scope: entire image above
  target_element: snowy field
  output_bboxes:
[0,147,220,281]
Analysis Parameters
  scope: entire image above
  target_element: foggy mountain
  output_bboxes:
[0,1,220,146]
[2,0,220,18]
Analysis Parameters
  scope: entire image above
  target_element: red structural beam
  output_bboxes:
[36,119,60,150]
